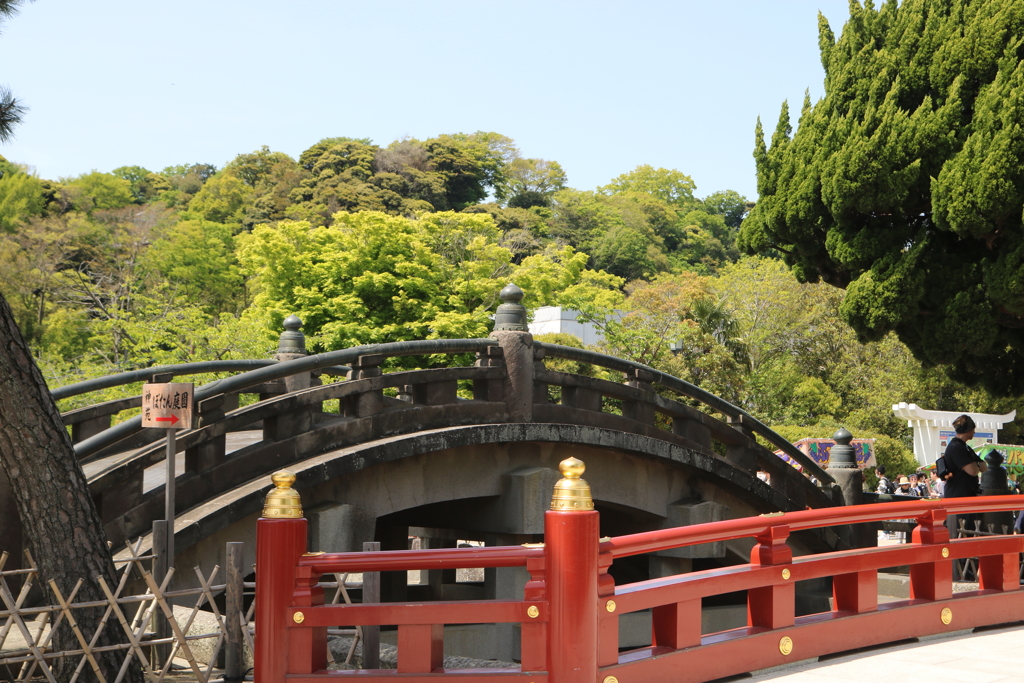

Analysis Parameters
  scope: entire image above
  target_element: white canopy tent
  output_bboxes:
[892,403,1016,468]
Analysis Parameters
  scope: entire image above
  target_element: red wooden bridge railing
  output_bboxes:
[254,462,1024,683]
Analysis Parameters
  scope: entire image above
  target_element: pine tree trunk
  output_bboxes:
[0,292,143,683]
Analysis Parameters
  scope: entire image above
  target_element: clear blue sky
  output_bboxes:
[0,0,853,200]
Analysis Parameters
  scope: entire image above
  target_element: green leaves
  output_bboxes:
[0,169,44,233]
[238,212,497,350]
[236,210,624,355]
[742,0,1024,394]
[600,165,697,207]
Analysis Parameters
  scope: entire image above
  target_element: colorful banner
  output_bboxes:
[774,438,876,470]
[975,444,1024,475]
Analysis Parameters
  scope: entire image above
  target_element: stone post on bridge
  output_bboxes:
[825,427,870,548]
[980,449,1015,535]
[276,314,311,393]
[261,316,315,442]
[490,284,535,423]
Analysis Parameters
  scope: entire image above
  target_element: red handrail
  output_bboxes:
[605,496,1023,558]
[256,493,1024,683]
[298,544,544,574]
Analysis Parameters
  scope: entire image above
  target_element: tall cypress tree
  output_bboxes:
[741,0,1024,395]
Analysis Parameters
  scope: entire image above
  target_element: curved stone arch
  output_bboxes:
[94,367,834,549]
[165,423,839,574]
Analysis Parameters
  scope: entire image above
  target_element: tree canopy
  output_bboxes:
[4,117,1012,457]
[739,0,1024,395]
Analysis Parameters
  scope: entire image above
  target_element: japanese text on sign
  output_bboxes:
[141,382,194,429]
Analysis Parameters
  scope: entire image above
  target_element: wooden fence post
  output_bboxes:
[255,472,308,683]
[361,542,381,670]
[545,457,599,683]
[224,542,245,681]
[152,520,171,669]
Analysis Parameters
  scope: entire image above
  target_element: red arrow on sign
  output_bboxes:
[155,415,179,425]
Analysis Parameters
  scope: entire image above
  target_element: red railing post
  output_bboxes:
[910,508,952,601]
[747,524,794,630]
[546,457,600,683]
[521,553,548,672]
[596,546,619,667]
[255,471,309,683]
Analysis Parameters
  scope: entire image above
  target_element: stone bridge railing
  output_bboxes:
[64,341,839,550]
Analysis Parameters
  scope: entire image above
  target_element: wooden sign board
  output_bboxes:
[141,382,194,429]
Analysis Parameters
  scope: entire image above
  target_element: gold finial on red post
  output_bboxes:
[550,456,594,511]
[263,470,303,518]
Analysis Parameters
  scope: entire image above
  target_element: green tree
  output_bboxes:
[112,165,170,204]
[0,84,24,143]
[548,189,675,279]
[0,211,100,346]
[237,211,508,351]
[580,272,746,402]
[739,0,1024,395]
[183,173,253,227]
[510,244,623,310]
[159,162,217,207]
[673,208,739,273]
[703,189,753,229]
[600,165,698,207]
[143,218,244,313]
[495,158,567,208]
[64,171,134,212]
[223,146,307,227]
[0,168,45,232]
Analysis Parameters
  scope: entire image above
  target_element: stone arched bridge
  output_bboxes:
[2,293,857,648]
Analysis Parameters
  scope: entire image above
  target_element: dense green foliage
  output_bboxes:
[741,0,1024,396]
[2,119,1019,454]
[0,131,748,381]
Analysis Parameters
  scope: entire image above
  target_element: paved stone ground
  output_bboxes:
[750,623,1024,683]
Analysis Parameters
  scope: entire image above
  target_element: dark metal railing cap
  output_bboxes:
[827,427,858,469]
[492,283,528,332]
[278,315,306,354]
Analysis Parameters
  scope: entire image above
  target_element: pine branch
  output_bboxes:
[0,85,26,143]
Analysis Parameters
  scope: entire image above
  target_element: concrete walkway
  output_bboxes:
[753,623,1023,683]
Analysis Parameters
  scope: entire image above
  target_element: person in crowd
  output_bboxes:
[930,469,945,497]
[909,472,929,497]
[942,414,988,537]
[895,475,918,497]
[889,475,919,541]
[875,465,894,494]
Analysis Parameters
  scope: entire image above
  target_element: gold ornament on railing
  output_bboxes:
[550,456,594,511]
[263,470,303,519]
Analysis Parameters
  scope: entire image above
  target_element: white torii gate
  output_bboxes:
[892,402,1017,468]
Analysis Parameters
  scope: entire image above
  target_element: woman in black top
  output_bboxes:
[942,414,988,536]
[942,415,987,497]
